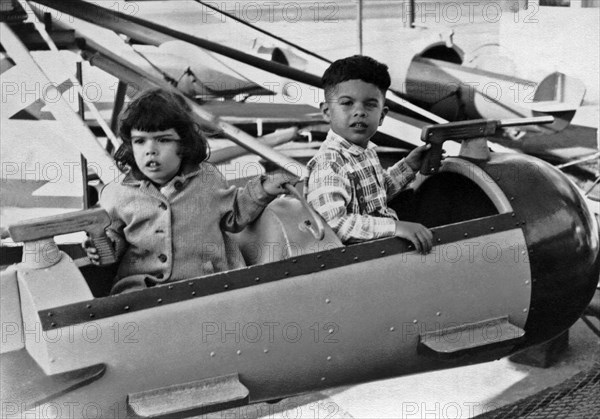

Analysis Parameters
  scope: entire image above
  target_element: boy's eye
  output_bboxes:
[340,101,352,106]
[132,138,144,145]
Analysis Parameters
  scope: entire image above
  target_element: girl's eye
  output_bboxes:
[132,138,144,145]
[340,101,352,106]
[158,138,174,143]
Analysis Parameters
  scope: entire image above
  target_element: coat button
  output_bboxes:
[359,196,365,203]
[174,180,183,190]
[158,254,168,263]
[159,202,167,210]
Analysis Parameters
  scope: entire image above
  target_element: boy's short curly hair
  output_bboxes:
[322,55,391,99]
[114,88,209,173]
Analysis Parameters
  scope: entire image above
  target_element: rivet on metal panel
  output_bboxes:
[353,256,359,261]
[327,356,332,361]
[325,298,331,304]
[525,280,530,285]
[124,306,130,311]
[168,285,173,290]
[317,254,322,259]
[321,377,326,381]
[381,250,386,255]
[523,308,528,312]
[292,259,297,263]
[47,312,53,317]
[237,350,242,355]
[89,313,95,318]
[511,213,516,217]
[389,327,395,332]
[437,238,442,243]
[263,349,269,354]
[413,319,418,324]
[157,298,162,304]
[284,272,289,276]
[328,329,334,334]
[191,291,196,296]
[341,249,346,253]
[86,304,92,309]
[510,197,515,201]
[490,227,495,231]
[50,322,56,327]
[224,284,229,289]
[436,312,441,316]
[210,352,215,357]
[320,264,325,268]
[464,233,468,237]
[255,277,260,282]
[188,282,193,286]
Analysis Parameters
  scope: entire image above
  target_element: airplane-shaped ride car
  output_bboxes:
[2,118,598,418]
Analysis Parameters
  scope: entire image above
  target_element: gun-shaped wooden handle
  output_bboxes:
[419,117,554,175]
[8,208,117,265]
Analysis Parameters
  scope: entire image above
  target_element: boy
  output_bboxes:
[305,55,433,253]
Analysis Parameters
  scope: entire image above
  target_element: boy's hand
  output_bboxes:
[262,170,300,196]
[405,144,440,172]
[394,221,433,254]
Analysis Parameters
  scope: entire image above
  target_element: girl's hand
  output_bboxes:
[82,238,101,265]
[394,221,433,254]
[262,170,300,196]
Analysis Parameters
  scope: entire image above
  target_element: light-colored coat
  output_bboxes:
[100,162,274,293]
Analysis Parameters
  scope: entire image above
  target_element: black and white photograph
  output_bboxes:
[1,1,599,418]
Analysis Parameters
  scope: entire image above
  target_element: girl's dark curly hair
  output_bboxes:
[114,88,209,173]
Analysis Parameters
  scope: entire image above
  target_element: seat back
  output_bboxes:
[232,196,343,266]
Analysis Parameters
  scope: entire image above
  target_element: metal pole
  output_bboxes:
[357,0,363,55]
[76,61,89,209]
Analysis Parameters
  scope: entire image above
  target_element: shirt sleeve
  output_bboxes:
[383,158,416,199]
[306,154,396,243]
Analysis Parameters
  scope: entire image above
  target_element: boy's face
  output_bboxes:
[131,128,182,185]
[321,79,388,148]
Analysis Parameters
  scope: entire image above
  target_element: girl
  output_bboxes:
[85,88,296,293]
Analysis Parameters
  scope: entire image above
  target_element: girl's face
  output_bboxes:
[131,128,182,185]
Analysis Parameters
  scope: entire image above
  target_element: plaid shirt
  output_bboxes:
[305,130,415,243]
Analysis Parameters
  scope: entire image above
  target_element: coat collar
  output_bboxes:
[121,162,202,186]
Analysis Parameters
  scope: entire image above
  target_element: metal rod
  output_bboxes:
[23,0,121,149]
[0,23,116,183]
[357,0,363,55]
[498,116,555,127]
[194,0,331,64]
[82,46,308,179]
[30,0,444,126]
[77,61,89,209]
[31,0,322,88]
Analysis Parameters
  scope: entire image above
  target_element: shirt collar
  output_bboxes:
[324,129,376,156]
